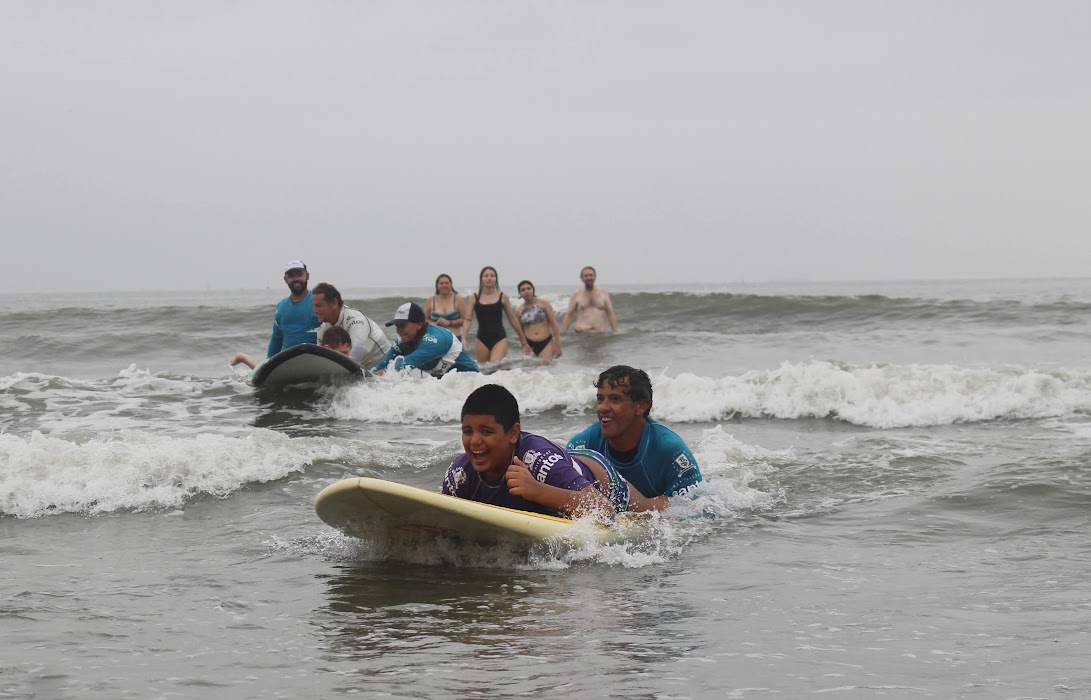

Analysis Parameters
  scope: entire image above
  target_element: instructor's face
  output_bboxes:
[595,381,646,443]
[311,294,339,324]
[284,269,309,295]
[394,321,423,346]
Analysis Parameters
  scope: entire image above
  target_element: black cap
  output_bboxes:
[385,301,426,326]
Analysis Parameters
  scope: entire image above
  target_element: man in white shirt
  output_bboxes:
[311,282,392,368]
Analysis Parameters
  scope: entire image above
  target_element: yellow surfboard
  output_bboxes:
[314,477,609,547]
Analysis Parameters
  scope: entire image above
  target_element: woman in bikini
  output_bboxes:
[513,280,562,361]
[423,273,466,334]
[462,266,529,364]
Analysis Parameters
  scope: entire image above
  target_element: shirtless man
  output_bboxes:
[562,266,618,333]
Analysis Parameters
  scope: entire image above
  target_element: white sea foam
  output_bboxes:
[325,362,1091,428]
[727,361,1091,428]
[326,367,602,423]
[0,429,356,518]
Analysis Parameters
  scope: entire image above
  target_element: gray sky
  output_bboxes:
[3,1,1089,293]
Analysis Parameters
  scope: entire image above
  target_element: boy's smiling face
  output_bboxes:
[461,414,520,483]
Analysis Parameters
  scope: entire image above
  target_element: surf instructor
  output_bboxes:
[372,301,479,377]
[311,282,391,368]
[567,365,702,510]
[267,259,320,358]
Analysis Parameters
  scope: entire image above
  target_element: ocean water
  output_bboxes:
[2,278,1089,699]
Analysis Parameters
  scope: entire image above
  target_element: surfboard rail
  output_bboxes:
[314,477,610,546]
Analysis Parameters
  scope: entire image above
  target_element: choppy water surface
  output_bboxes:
[2,278,1089,698]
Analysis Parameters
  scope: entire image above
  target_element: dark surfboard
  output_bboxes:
[251,344,364,388]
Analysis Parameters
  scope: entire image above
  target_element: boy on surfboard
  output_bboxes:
[230,325,353,370]
[442,384,655,519]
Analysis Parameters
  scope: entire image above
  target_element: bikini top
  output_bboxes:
[429,296,462,322]
[520,303,548,326]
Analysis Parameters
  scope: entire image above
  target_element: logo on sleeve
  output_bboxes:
[523,449,564,482]
[674,453,695,475]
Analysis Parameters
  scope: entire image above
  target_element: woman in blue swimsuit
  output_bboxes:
[423,274,466,333]
[514,279,563,361]
[462,266,529,364]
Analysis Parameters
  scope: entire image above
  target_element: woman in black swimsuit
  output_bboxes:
[514,280,563,361]
[462,266,529,364]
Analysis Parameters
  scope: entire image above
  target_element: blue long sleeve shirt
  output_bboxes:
[267,292,320,357]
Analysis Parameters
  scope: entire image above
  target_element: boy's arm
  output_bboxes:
[441,462,465,497]
[504,458,614,520]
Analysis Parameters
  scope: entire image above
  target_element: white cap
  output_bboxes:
[284,260,307,273]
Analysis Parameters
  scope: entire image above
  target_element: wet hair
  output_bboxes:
[581,266,596,277]
[312,282,343,306]
[321,325,352,348]
[517,280,535,295]
[461,384,520,432]
[434,273,457,295]
[477,266,499,298]
[594,365,653,417]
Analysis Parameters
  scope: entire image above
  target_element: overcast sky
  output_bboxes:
[3,1,1088,293]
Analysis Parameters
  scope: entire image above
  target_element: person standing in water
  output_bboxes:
[562,265,618,334]
[268,259,320,356]
[567,365,702,510]
[461,266,529,364]
[423,273,467,334]
[512,280,562,361]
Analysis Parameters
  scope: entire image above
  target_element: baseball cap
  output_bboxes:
[284,259,307,274]
[385,301,426,326]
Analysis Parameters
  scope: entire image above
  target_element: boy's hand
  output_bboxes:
[505,457,542,502]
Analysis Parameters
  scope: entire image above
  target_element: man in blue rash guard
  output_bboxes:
[267,259,320,358]
[567,365,702,510]
[371,302,479,377]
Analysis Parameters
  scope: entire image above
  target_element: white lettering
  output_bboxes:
[536,452,564,482]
